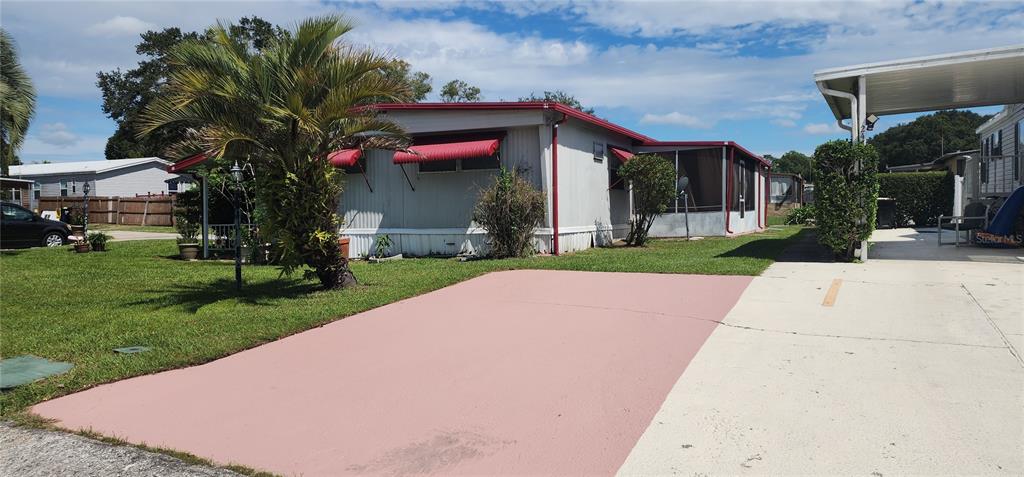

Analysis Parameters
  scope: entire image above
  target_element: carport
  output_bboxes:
[814,44,1024,143]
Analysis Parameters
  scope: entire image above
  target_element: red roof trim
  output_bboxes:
[370,102,656,143]
[394,138,500,164]
[167,153,209,173]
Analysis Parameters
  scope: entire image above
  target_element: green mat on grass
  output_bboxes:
[0,355,73,389]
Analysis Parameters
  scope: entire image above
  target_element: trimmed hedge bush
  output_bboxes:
[473,167,546,258]
[618,153,677,246]
[878,171,952,227]
[785,204,816,225]
[812,140,879,259]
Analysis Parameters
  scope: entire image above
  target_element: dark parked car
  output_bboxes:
[1,201,72,249]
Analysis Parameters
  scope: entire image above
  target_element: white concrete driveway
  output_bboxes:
[619,228,1023,475]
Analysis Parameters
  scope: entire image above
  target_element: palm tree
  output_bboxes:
[1,29,36,177]
[140,16,412,289]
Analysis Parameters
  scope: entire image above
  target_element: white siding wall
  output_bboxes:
[36,175,94,198]
[339,125,543,257]
[93,163,181,197]
[978,104,1023,196]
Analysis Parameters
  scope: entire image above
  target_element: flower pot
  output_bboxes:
[178,243,200,260]
[338,237,351,259]
[91,243,106,252]
[240,246,252,264]
[74,243,91,253]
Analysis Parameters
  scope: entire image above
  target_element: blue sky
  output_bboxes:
[3,0,1023,164]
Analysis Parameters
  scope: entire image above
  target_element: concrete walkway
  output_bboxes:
[619,228,1023,475]
[32,270,752,476]
[106,230,178,241]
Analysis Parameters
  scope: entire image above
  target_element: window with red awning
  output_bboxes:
[393,138,501,164]
[609,146,634,163]
[328,149,362,168]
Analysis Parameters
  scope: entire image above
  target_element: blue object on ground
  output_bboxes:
[978,186,1024,248]
[0,355,73,389]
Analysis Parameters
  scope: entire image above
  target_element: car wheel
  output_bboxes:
[43,232,65,247]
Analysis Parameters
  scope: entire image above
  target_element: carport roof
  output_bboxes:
[814,45,1024,120]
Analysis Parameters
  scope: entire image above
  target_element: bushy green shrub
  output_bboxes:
[878,171,952,227]
[473,168,546,258]
[812,140,879,259]
[619,154,677,246]
[785,204,817,225]
[173,189,202,243]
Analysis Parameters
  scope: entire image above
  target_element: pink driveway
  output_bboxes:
[33,270,751,476]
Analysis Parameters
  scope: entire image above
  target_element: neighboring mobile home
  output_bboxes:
[976,103,1023,201]
[768,172,805,217]
[169,102,770,258]
[9,157,191,210]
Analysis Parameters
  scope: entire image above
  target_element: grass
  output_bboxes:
[89,224,177,233]
[1,225,802,417]
[767,215,788,226]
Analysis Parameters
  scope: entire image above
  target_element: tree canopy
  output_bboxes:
[518,90,594,114]
[1,29,36,175]
[867,110,991,170]
[99,17,429,159]
[440,79,481,103]
[769,150,813,181]
[139,15,413,289]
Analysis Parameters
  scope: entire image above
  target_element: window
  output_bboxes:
[981,159,988,183]
[33,182,41,199]
[419,160,457,173]
[341,155,367,175]
[1,203,33,221]
[1016,119,1022,181]
[60,179,69,197]
[461,154,500,171]
[608,154,625,190]
[9,188,21,202]
[168,180,179,192]
[993,131,1002,156]
[593,142,605,162]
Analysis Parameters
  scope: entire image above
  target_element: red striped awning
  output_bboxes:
[610,146,634,163]
[328,149,362,168]
[393,138,500,164]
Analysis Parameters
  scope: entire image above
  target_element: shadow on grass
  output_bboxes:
[127,278,316,314]
[715,227,828,262]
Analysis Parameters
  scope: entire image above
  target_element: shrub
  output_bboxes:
[86,231,111,248]
[173,191,201,244]
[473,167,546,258]
[878,171,952,227]
[812,140,879,259]
[618,154,676,246]
[785,204,817,225]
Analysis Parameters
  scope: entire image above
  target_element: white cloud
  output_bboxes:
[771,119,797,128]
[803,122,844,135]
[639,112,709,129]
[36,123,80,147]
[86,16,157,37]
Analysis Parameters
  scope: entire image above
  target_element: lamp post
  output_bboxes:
[231,161,243,291]
[677,176,690,240]
[82,181,90,237]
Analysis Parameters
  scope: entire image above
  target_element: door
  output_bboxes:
[1,203,38,247]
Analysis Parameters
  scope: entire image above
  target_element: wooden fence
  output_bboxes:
[37,195,176,226]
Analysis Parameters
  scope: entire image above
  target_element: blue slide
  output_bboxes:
[977,185,1024,248]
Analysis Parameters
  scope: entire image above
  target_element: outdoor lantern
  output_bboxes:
[231,161,243,183]
[231,160,243,291]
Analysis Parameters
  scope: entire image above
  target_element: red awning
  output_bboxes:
[328,149,362,168]
[393,138,500,164]
[168,153,209,173]
[610,146,634,163]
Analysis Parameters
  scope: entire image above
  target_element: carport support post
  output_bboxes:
[857,75,869,261]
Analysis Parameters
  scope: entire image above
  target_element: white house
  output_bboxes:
[9,157,191,209]
[975,103,1023,201]
[337,103,768,257]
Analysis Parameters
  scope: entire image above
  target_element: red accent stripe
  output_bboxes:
[328,149,362,168]
[393,138,500,164]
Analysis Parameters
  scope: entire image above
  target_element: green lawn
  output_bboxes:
[767,215,788,226]
[1,226,802,416]
[89,224,177,233]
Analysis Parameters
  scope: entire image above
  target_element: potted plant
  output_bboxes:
[176,222,200,260]
[73,239,91,253]
[87,231,111,252]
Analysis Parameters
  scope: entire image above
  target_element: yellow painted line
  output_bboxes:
[822,279,843,307]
